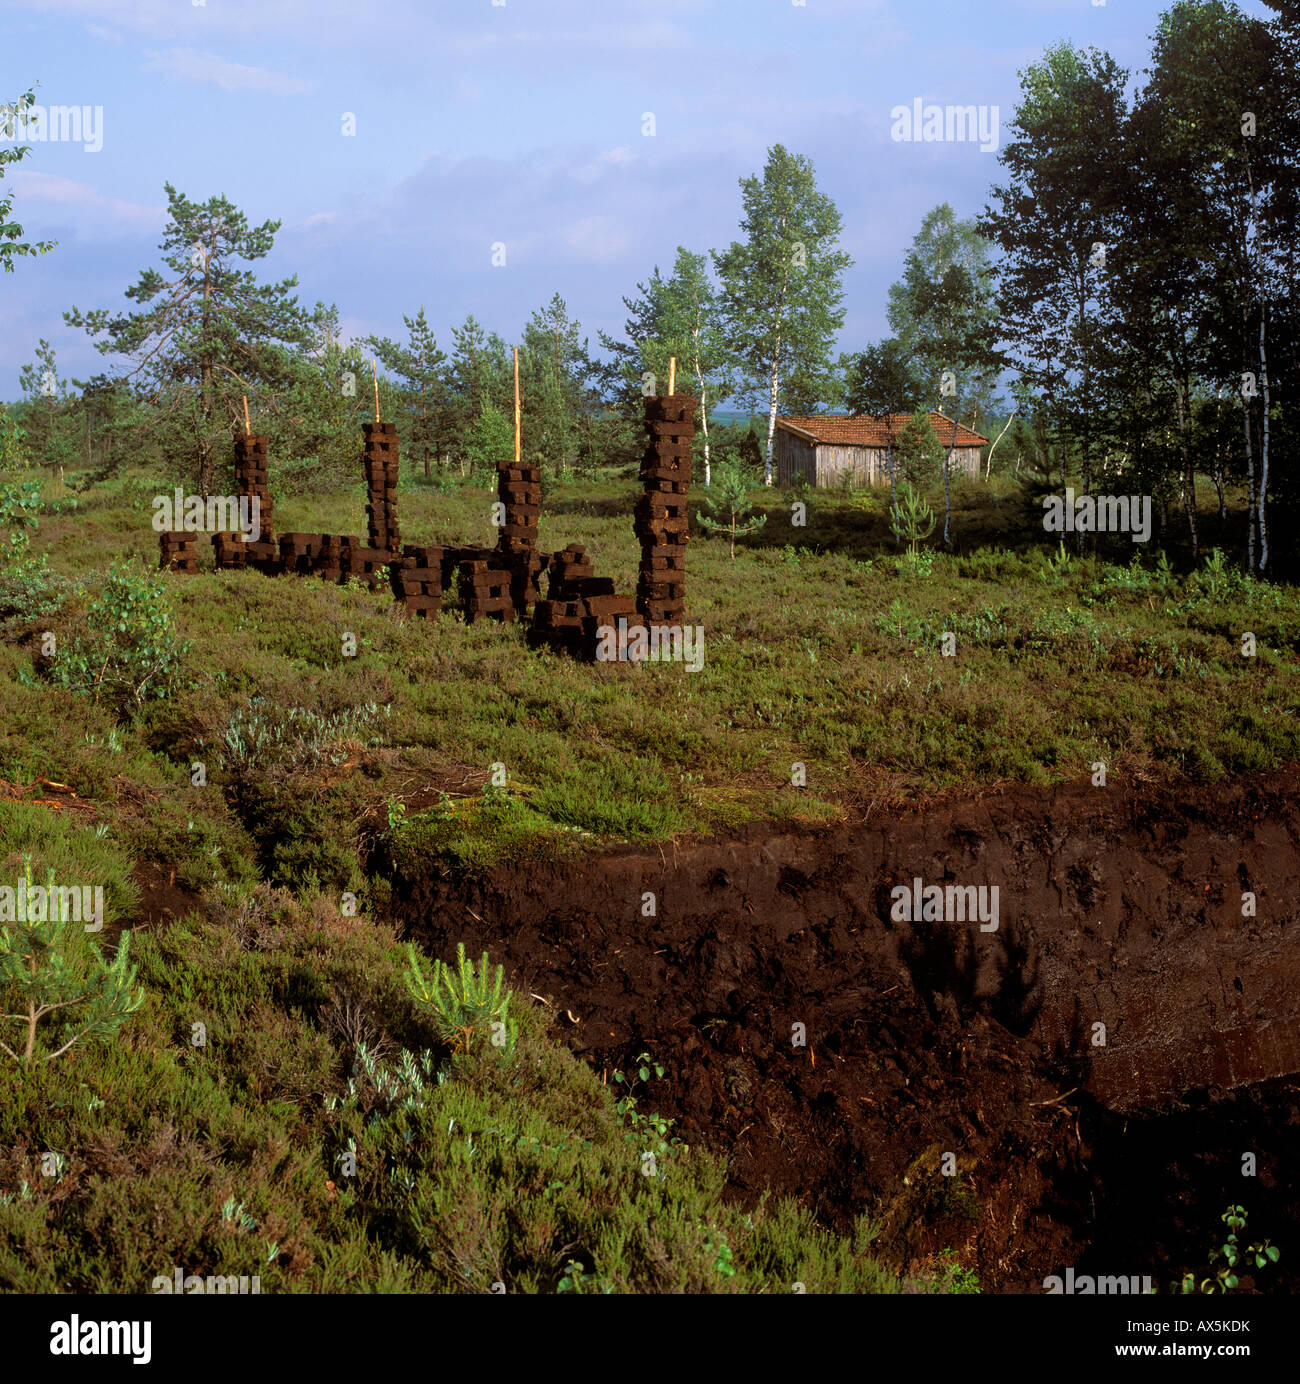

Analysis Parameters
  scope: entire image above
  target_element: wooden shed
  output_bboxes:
[775,412,989,488]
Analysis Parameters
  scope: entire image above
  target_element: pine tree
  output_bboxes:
[697,460,767,560]
[365,307,450,478]
[64,182,319,493]
[18,339,79,475]
[0,858,144,1064]
[893,411,943,489]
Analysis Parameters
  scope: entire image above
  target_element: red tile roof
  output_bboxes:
[777,411,989,448]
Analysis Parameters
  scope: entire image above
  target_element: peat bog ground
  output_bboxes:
[385,769,1300,1292]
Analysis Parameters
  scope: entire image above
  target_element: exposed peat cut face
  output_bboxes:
[386,769,1300,1291]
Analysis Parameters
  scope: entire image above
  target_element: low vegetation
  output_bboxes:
[0,889,903,1293]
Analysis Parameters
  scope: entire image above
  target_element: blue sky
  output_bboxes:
[0,0,1275,397]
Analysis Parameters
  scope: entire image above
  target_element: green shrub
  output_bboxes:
[1173,1204,1280,1294]
[405,942,518,1058]
[215,698,390,780]
[45,558,190,716]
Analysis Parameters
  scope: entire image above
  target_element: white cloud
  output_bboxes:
[560,215,632,264]
[8,170,164,234]
[142,47,311,95]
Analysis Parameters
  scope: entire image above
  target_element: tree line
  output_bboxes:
[2,0,1296,573]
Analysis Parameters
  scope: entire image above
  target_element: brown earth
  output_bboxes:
[383,769,1300,1292]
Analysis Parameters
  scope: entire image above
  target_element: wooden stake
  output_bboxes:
[242,395,251,436]
[668,356,676,397]
[513,347,521,465]
[372,361,380,425]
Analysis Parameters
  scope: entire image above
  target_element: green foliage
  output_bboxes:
[0,90,58,274]
[596,246,737,444]
[698,459,768,559]
[323,1043,444,1126]
[18,339,80,472]
[519,294,599,478]
[612,1050,683,1171]
[63,181,319,492]
[459,400,514,484]
[0,401,30,472]
[365,307,451,478]
[405,942,518,1058]
[931,1249,980,1294]
[1173,1204,1280,1294]
[713,143,854,478]
[0,471,78,626]
[215,698,389,779]
[0,558,76,628]
[45,558,190,716]
[0,478,43,569]
[0,855,145,1064]
[890,481,937,562]
[893,412,944,488]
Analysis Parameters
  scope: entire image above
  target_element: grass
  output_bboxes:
[3,463,1297,888]
[2,455,1292,1292]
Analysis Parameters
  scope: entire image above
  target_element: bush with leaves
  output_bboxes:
[459,401,514,486]
[0,402,29,473]
[0,476,76,627]
[1172,1204,1280,1294]
[44,558,190,716]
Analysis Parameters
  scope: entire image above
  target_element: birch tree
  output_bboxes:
[0,89,56,275]
[713,145,852,485]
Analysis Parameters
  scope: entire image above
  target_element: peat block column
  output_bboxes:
[636,393,695,623]
[159,532,198,573]
[363,422,401,556]
[497,460,542,612]
[391,544,445,620]
[234,433,279,573]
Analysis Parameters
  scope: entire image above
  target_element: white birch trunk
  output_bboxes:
[764,353,780,487]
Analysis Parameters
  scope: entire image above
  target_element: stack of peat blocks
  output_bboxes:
[528,542,638,660]
[336,421,400,590]
[636,393,694,624]
[233,433,279,573]
[159,531,198,573]
[391,544,444,619]
[363,422,401,555]
[459,558,514,624]
[212,531,247,569]
[496,458,544,613]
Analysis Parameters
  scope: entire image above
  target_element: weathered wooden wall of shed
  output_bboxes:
[776,430,816,485]
[782,438,984,487]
